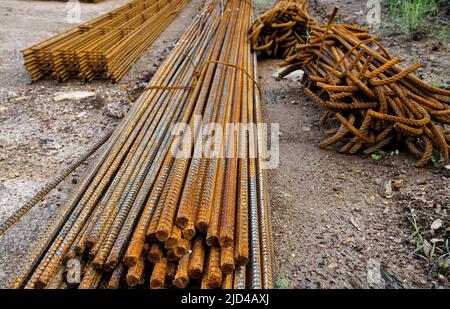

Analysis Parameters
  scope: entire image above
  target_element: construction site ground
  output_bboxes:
[0,0,449,288]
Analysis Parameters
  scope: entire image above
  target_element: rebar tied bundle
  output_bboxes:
[10,0,272,289]
[250,0,450,167]
[23,0,188,82]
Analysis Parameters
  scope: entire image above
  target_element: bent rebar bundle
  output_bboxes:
[23,0,188,82]
[11,0,272,289]
[250,0,450,167]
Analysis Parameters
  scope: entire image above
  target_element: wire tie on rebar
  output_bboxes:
[145,84,195,92]
[121,85,136,103]
[180,52,200,83]
[196,60,262,98]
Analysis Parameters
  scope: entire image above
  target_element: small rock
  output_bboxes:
[349,276,364,288]
[431,218,443,230]
[350,217,361,231]
[374,178,383,185]
[422,239,432,258]
[368,195,376,205]
[7,90,17,98]
[342,236,354,245]
[48,143,63,150]
[7,169,20,179]
[353,206,361,212]
[430,238,444,244]
[438,274,447,283]
[273,68,304,81]
[327,262,338,269]
[384,180,394,198]
[392,179,404,190]
[105,103,129,119]
[53,91,96,102]
[392,238,402,244]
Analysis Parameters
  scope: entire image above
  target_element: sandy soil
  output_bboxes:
[0,0,449,289]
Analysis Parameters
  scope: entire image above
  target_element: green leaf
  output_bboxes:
[430,155,437,163]
[275,279,289,289]
[371,153,381,161]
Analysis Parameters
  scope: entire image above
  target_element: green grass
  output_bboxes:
[370,150,385,161]
[430,154,444,168]
[406,209,450,277]
[275,278,289,289]
[435,24,450,42]
[411,49,418,63]
[384,0,440,37]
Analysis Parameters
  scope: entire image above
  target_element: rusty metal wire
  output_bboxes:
[249,0,315,58]
[250,0,450,167]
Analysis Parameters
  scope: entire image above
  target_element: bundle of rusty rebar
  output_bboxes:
[250,0,316,58]
[250,1,450,167]
[23,0,187,82]
[10,0,272,289]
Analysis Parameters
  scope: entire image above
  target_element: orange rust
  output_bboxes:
[221,245,235,274]
[188,237,205,279]
[173,251,190,288]
[147,243,163,264]
[150,257,167,289]
[207,246,222,288]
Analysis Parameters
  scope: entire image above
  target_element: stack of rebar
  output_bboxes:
[23,0,188,82]
[11,0,272,289]
[249,0,315,58]
[250,1,450,167]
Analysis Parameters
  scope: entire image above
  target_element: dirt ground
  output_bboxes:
[0,0,449,289]
[258,0,450,288]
